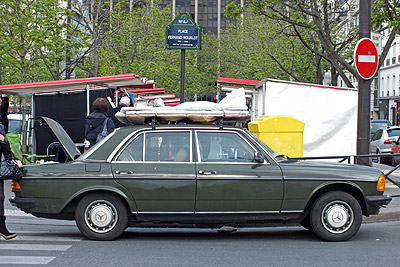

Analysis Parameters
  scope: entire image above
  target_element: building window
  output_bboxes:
[393,57,396,64]
[387,59,390,66]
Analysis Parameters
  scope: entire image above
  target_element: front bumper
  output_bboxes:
[9,197,37,210]
[366,195,392,207]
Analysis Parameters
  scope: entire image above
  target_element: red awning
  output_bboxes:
[217,77,260,86]
[0,74,153,96]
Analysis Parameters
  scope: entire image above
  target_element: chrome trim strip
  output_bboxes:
[194,211,280,214]
[196,177,282,181]
[281,210,303,213]
[133,211,194,215]
[112,161,195,164]
[132,210,302,215]
[134,211,281,214]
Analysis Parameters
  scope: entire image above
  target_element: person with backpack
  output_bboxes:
[85,98,115,148]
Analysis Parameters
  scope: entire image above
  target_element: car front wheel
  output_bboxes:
[310,191,362,241]
[75,192,128,240]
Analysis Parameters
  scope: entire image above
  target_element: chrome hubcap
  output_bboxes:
[321,200,353,234]
[85,200,118,233]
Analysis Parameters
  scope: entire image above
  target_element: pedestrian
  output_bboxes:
[85,97,115,148]
[0,96,9,133]
[0,130,22,240]
[107,96,131,128]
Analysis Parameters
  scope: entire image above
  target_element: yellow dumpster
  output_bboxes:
[248,115,305,157]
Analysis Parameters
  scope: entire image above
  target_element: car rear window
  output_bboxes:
[387,129,400,137]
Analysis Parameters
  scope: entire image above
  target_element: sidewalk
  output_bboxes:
[364,163,400,223]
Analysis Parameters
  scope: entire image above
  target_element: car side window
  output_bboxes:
[144,131,191,162]
[197,131,255,163]
[116,134,143,161]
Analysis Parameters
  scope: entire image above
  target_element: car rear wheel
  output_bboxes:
[310,191,362,241]
[75,192,128,240]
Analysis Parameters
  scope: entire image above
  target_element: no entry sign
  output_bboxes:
[354,38,378,80]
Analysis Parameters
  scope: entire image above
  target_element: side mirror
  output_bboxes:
[254,151,264,163]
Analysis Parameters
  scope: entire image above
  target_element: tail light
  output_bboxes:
[384,139,394,144]
[377,175,385,192]
[11,180,21,190]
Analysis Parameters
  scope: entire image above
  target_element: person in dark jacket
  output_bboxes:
[85,98,115,148]
[107,96,131,128]
[0,130,21,240]
[0,97,9,133]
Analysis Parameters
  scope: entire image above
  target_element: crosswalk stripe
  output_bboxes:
[0,244,72,251]
[14,235,82,242]
[4,209,34,217]
[0,256,56,265]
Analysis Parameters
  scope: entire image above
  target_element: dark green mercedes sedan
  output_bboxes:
[10,117,391,241]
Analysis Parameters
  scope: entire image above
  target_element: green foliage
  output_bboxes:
[372,0,400,30]
[0,0,319,96]
[0,0,89,83]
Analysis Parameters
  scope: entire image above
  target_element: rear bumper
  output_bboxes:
[9,197,37,210]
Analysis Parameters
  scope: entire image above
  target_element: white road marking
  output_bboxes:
[4,209,34,217]
[0,244,72,251]
[0,256,55,265]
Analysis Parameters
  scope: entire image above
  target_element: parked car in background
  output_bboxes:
[10,117,391,242]
[391,137,400,166]
[370,120,392,139]
[370,126,400,164]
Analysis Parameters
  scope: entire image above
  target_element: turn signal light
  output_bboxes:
[377,175,385,192]
[11,180,21,190]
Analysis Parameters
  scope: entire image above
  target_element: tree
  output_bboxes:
[226,0,362,87]
[219,13,317,83]
[372,0,400,68]
[0,0,87,83]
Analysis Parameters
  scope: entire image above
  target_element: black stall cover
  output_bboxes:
[33,88,115,155]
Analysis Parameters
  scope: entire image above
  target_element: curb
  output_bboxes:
[363,211,400,223]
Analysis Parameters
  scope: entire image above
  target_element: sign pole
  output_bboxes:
[356,0,372,165]
[180,49,185,103]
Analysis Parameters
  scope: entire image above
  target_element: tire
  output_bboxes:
[310,191,362,242]
[75,192,128,241]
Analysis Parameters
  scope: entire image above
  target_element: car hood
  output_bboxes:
[35,116,81,160]
[279,160,383,181]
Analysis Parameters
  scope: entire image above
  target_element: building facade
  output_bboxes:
[159,0,242,36]
[377,36,400,125]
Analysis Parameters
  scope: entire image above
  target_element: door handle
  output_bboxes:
[115,171,133,175]
[198,170,217,175]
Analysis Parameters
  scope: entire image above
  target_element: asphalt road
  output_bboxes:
[2,216,400,267]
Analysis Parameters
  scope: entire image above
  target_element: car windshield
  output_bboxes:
[388,129,400,137]
[244,129,280,158]
[371,123,389,133]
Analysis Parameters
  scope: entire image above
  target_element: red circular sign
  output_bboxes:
[354,38,379,80]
